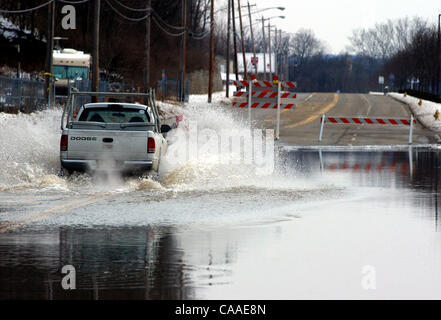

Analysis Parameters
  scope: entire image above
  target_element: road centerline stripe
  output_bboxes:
[284,93,339,129]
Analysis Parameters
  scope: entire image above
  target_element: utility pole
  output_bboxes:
[144,0,152,98]
[274,26,277,77]
[438,14,441,96]
[231,0,239,81]
[279,29,286,80]
[261,17,267,81]
[268,23,272,80]
[16,45,21,78]
[92,0,101,101]
[277,29,281,78]
[247,1,257,77]
[237,0,247,80]
[226,0,231,97]
[179,0,188,103]
[208,0,215,103]
[46,0,55,105]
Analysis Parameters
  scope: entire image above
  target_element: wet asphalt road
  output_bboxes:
[1,93,441,300]
[1,148,441,299]
[235,93,437,145]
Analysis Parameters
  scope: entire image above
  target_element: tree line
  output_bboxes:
[0,1,437,95]
[288,16,438,94]
[0,0,213,85]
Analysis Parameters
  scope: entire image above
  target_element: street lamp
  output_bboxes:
[436,14,441,96]
[249,6,285,15]
[237,3,284,80]
[259,15,285,81]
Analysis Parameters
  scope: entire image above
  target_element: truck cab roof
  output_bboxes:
[75,103,155,125]
[82,102,149,110]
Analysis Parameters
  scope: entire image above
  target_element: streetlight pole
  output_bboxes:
[179,0,189,103]
[268,23,272,80]
[261,17,267,81]
[46,0,55,106]
[247,1,257,77]
[278,29,282,78]
[208,0,215,103]
[226,0,231,97]
[237,0,248,80]
[144,0,151,99]
[92,0,100,101]
[232,0,239,81]
[274,26,278,77]
[436,14,441,96]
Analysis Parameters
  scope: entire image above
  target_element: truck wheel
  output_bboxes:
[60,167,74,176]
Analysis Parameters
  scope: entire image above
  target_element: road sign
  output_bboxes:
[378,76,384,85]
[389,73,395,86]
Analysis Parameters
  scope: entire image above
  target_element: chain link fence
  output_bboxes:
[0,76,158,113]
[1,75,147,113]
[0,76,48,113]
[157,79,189,102]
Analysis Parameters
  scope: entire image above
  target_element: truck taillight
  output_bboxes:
[60,135,68,151]
[148,137,155,153]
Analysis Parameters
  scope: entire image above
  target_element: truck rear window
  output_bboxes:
[78,106,151,123]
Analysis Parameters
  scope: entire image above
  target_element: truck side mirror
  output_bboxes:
[161,124,172,133]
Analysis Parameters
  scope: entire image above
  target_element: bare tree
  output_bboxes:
[289,29,325,66]
[348,17,428,60]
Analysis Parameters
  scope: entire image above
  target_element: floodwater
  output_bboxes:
[1,95,441,300]
[1,148,440,299]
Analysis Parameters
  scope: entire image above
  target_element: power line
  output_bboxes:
[107,0,185,31]
[0,0,54,13]
[0,0,208,40]
[104,0,150,22]
[151,15,185,37]
[105,0,190,37]
[57,0,90,4]
[108,0,185,31]
[151,10,184,30]
[111,0,151,12]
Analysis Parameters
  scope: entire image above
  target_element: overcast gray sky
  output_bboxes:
[250,0,441,53]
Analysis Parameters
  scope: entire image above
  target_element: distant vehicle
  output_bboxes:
[60,90,171,174]
[53,48,91,95]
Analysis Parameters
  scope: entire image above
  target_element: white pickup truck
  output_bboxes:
[60,90,171,174]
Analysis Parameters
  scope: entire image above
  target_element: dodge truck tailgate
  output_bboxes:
[67,129,149,161]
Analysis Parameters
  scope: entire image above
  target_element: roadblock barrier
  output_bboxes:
[233,80,297,90]
[168,114,184,129]
[325,117,415,126]
[233,75,297,140]
[317,146,415,177]
[324,162,412,173]
[232,102,295,109]
[234,90,297,99]
[318,114,416,144]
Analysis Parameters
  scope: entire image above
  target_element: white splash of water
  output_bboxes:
[0,94,336,196]
[0,109,63,191]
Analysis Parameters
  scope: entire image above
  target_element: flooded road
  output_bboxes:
[1,147,441,299]
[2,94,441,299]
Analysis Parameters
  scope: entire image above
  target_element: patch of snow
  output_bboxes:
[388,93,441,132]
[221,72,243,82]
[0,16,41,40]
